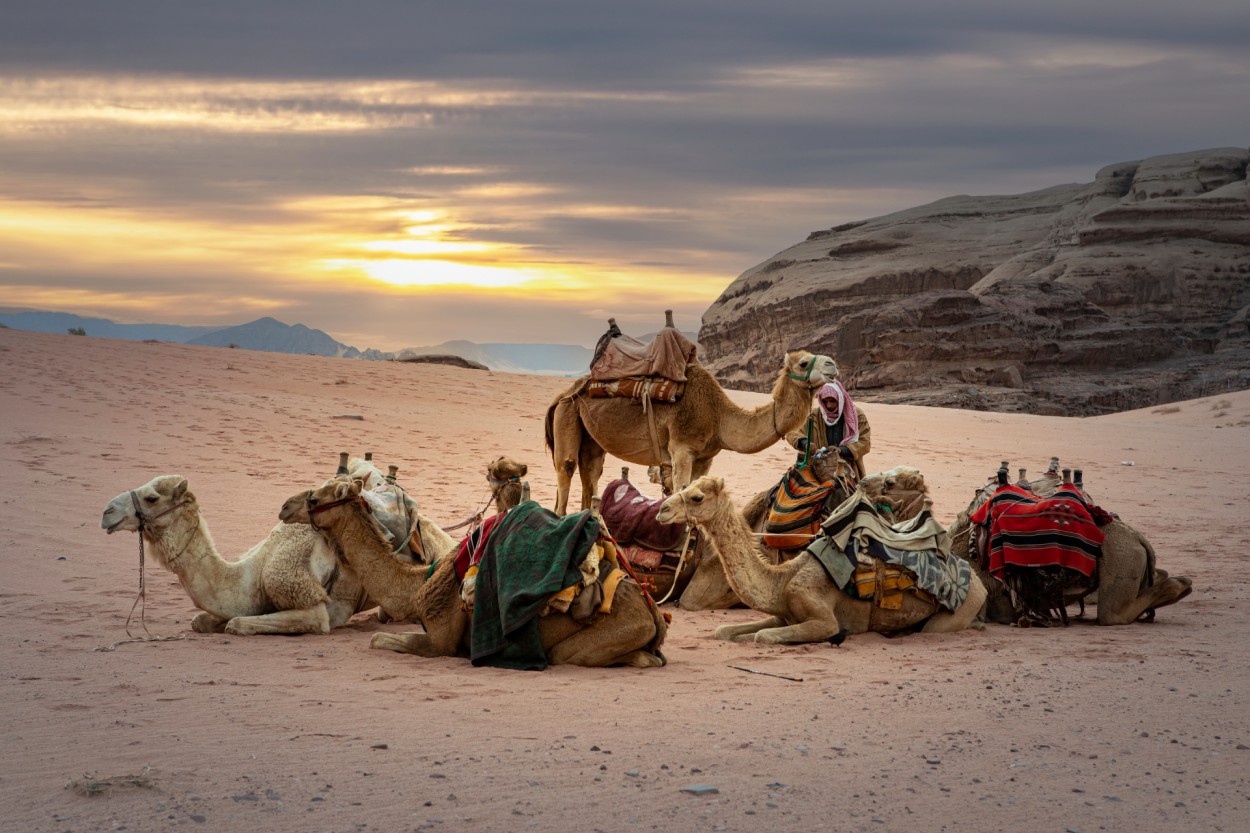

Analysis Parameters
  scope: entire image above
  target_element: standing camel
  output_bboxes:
[545,350,838,514]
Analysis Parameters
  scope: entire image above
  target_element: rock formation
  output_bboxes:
[700,148,1250,415]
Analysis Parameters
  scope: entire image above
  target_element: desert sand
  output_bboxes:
[1,326,1247,833]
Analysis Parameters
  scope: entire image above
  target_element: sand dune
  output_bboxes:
[1,327,1247,832]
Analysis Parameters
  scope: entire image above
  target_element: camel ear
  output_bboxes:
[172,478,189,501]
[518,463,528,477]
[714,476,725,491]
[332,480,353,499]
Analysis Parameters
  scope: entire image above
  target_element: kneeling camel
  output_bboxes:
[657,476,986,644]
[101,475,373,635]
[279,476,667,667]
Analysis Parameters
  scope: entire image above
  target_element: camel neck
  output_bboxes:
[322,505,427,620]
[701,500,795,615]
[718,377,812,454]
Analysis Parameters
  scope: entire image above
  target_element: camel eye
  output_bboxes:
[144,495,158,504]
[799,358,809,368]
[691,495,703,503]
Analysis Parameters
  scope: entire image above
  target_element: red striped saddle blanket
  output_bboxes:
[968,484,1105,578]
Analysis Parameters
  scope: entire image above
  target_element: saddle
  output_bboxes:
[762,464,845,551]
[590,325,698,383]
[598,476,700,601]
[968,484,1105,579]
[968,482,1110,624]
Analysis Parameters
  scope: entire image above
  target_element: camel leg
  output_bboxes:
[325,596,363,629]
[577,440,606,512]
[546,594,664,667]
[921,573,989,633]
[715,615,786,641]
[1096,574,1193,625]
[371,607,468,656]
[224,604,332,635]
[669,447,697,492]
[547,632,665,667]
[741,594,844,644]
[1095,524,1194,625]
[371,631,441,656]
[550,399,580,516]
[191,611,229,633]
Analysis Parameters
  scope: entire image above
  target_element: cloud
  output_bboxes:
[0,1,1245,349]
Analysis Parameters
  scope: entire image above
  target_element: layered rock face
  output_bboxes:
[700,148,1250,415]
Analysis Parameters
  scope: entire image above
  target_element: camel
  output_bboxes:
[677,460,927,611]
[101,475,374,635]
[545,349,839,515]
[278,466,667,668]
[949,468,1193,626]
[656,476,987,644]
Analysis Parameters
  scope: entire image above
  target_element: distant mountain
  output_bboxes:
[383,331,700,377]
[388,340,595,376]
[0,307,702,377]
[0,308,220,342]
[187,317,361,358]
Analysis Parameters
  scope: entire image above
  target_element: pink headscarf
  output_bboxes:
[817,380,860,443]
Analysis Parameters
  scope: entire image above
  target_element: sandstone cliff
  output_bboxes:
[700,147,1250,415]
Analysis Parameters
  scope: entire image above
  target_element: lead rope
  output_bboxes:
[97,491,186,651]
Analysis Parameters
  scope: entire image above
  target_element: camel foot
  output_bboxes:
[616,650,667,668]
[191,612,228,633]
[370,631,444,657]
[827,628,849,646]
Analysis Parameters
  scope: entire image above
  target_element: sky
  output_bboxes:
[1,1,1247,352]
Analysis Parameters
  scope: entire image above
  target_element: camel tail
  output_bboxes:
[1138,526,1158,592]
[544,399,556,456]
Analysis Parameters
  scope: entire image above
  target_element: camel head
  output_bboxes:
[656,475,727,527]
[278,476,362,525]
[487,456,528,511]
[782,350,839,391]
[858,465,930,519]
[808,447,857,486]
[101,475,194,535]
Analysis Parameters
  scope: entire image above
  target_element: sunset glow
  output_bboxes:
[1,5,1243,351]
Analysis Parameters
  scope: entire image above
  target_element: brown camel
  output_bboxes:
[949,469,1193,626]
[657,476,987,644]
[545,350,839,514]
[678,461,928,611]
[278,474,667,668]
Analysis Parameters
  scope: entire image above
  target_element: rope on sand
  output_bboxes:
[94,635,186,652]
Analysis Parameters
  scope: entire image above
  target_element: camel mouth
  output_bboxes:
[103,517,125,534]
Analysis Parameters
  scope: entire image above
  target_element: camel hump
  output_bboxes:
[590,325,698,383]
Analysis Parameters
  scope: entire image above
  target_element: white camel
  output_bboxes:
[101,475,375,635]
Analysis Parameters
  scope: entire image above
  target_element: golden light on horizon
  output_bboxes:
[325,258,539,289]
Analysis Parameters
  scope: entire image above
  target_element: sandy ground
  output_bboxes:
[1,326,1248,833]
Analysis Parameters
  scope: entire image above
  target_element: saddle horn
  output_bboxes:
[336,451,350,476]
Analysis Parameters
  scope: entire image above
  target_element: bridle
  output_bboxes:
[124,489,192,638]
[303,490,369,530]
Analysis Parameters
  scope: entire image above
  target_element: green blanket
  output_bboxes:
[470,501,600,670]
